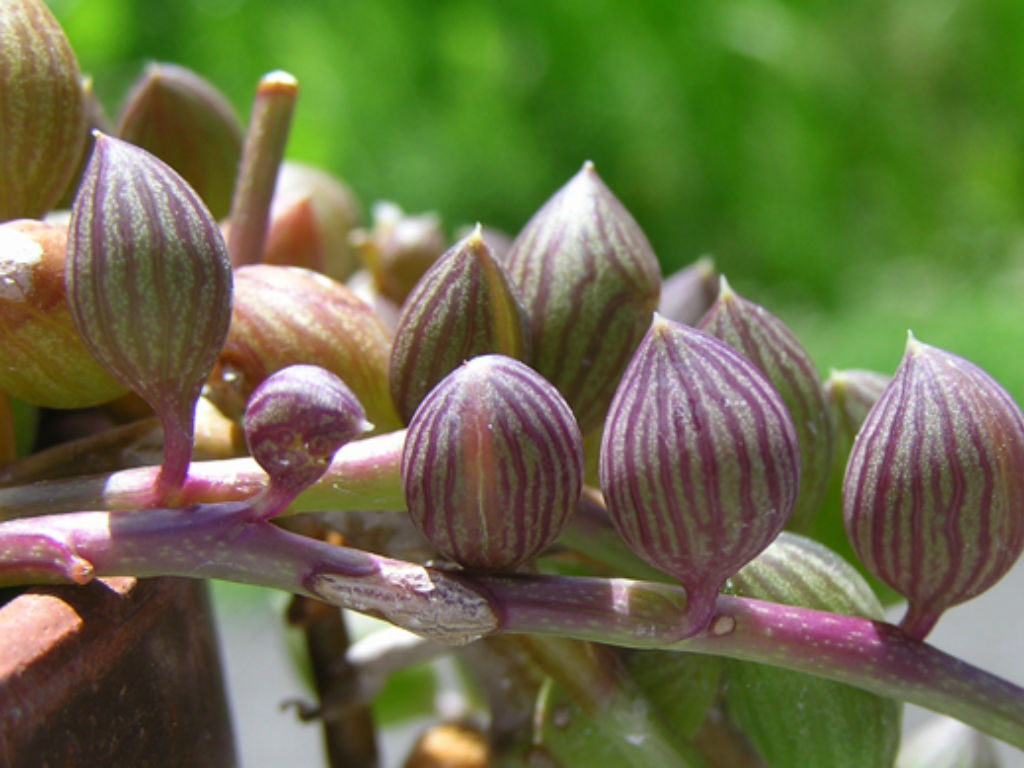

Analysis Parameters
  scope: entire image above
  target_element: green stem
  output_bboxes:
[227,70,298,267]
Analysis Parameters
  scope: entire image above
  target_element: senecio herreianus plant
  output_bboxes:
[1,2,1023,766]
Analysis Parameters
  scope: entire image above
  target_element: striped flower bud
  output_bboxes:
[261,162,362,280]
[402,355,583,570]
[66,133,233,497]
[244,364,371,516]
[389,226,531,423]
[505,162,661,434]
[600,315,799,637]
[351,201,446,305]
[825,368,890,451]
[0,0,86,219]
[116,62,243,220]
[699,277,833,531]
[657,256,718,326]
[0,219,126,407]
[724,533,902,768]
[209,264,400,432]
[843,335,1024,639]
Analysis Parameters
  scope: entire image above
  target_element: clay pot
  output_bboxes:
[0,577,236,767]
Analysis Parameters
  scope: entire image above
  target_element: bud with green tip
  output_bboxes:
[208,264,400,432]
[66,133,233,499]
[0,0,86,219]
[402,355,583,570]
[505,161,661,434]
[244,364,371,517]
[600,315,800,637]
[723,533,902,768]
[699,276,833,531]
[389,226,531,423]
[843,334,1024,639]
[116,62,243,220]
[0,219,127,407]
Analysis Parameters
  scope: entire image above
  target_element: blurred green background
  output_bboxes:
[50,0,1024,395]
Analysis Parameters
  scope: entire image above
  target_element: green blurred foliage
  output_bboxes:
[51,0,1024,308]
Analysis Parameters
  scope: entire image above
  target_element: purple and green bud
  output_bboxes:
[389,226,531,423]
[505,161,661,434]
[262,162,362,280]
[244,364,371,516]
[723,533,902,768]
[0,0,86,220]
[351,201,446,305]
[209,264,400,432]
[843,334,1024,640]
[402,355,583,570]
[826,368,891,450]
[699,276,833,531]
[115,62,243,220]
[658,255,718,326]
[599,315,800,637]
[66,133,233,498]
[0,219,127,407]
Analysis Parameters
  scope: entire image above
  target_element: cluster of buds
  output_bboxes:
[1,1,1023,765]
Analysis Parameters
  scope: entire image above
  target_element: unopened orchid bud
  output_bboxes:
[389,226,531,423]
[351,201,446,305]
[261,162,361,280]
[66,133,233,497]
[0,0,86,219]
[699,277,833,531]
[505,162,660,434]
[209,264,400,432]
[0,219,126,407]
[825,368,890,450]
[402,355,583,570]
[244,364,371,516]
[600,315,799,637]
[844,334,1024,639]
[724,533,902,768]
[657,256,718,326]
[116,62,243,219]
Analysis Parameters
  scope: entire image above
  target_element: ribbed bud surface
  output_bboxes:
[600,315,799,636]
[0,219,126,407]
[843,335,1024,639]
[0,0,86,219]
[505,162,661,434]
[116,62,243,219]
[402,355,583,570]
[699,277,833,531]
[66,134,232,493]
[725,533,901,768]
[389,227,531,423]
[245,364,370,500]
[210,264,399,432]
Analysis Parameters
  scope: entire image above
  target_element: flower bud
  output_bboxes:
[115,62,243,220]
[505,162,660,434]
[261,162,361,280]
[244,364,371,514]
[843,334,1024,639]
[657,256,718,326]
[389,226,531,423]
[600,315,799,637]
[724,533,902,768]
[0,219,127,407]
[209,264,400,432]
[66,133,233,495]
[699,276,833,531]
[351,201,446,305]
[402,355,583,570]
[0,0,86,219]
[825,368,890,450]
